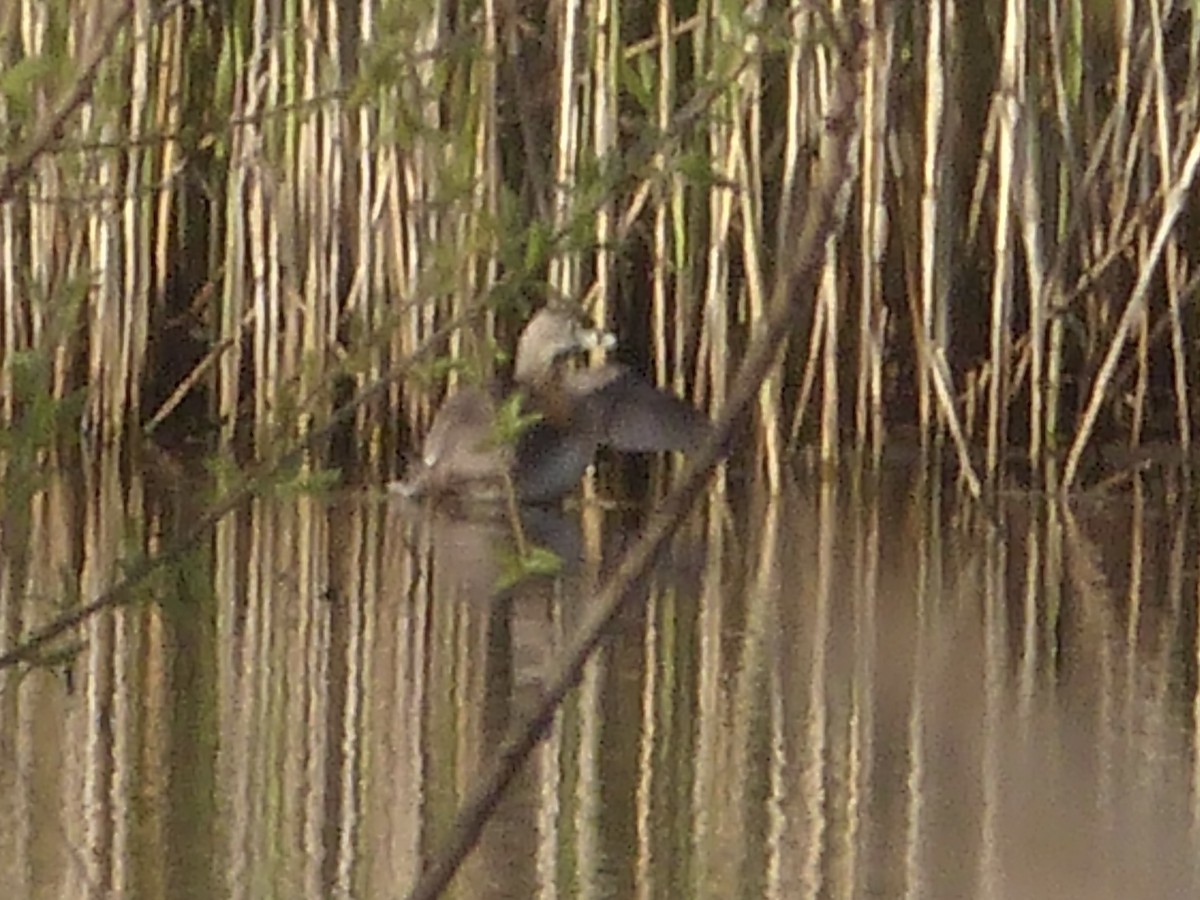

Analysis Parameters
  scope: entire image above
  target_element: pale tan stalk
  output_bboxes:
[966,102,998,248]
[651,1,673,390]
[591,0,617,333]
[1,198,11,423]
[774,1,805,276]
[701,1,758,431]
[1042,0,1080,481]
[219,43,252,447]
[857,1,893,464]
[121,0,152,442]
[549,0,583,300]
[0,7,15,423]
[1130,166,1152,448]
[145,308,254,436]
[787,298,825,449]
[319,0,345,445]
[152,6,183,418]
[379,111,408,423]
[1104,0,1135,250]
[815,10,843,467]
[1015,13,1047,471]
[406,5,445,402]
[247,4,273,450]
[84,95,121,441]
[1131,283,1148,447]
[1147,0,1191,453]
[351,0,378,454]
[986,0,1024,478]
[701,172,733,422]
[729,5,778,488]
[919,0,947,451]
[928,345,982,498]
[818,253,839,466]
[770,0,807,452]
[299,0,325,448]
[474,0,500,355]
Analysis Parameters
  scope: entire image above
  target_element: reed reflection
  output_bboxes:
[1,461,1200,899]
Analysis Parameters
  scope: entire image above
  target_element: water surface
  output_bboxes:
[2,461,1199,899]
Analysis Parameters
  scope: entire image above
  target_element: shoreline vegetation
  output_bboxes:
[2,3,1199,493]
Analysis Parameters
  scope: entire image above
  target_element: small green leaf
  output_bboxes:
[496,544,564,590]
[524,221,552,274]
[491,393,543,446]
[620,55,655,114]
[521,546,564,578]
[0,54,60,104]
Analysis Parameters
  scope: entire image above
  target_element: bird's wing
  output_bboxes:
[565,365,711,453]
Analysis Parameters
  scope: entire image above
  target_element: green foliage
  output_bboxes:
[496,543,563,591]
[201,448,340,501]
[676,149,722,188]
[203,450,244,497]
[0,353,85,521]
[490,392,543,448]
[620,53,656,115]
[410,354,469,389]
[1,352,63,451]
[270,465,342,497]
[0,53,66,122]
[120,541,213,618]
[524,219,554,276]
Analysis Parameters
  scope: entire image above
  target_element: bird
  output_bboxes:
[392,305,711,504]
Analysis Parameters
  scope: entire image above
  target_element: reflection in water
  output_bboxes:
[1,460,1200,898]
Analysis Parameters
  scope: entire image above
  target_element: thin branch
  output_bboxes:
[403,28,865,900]
[0,309,479,670]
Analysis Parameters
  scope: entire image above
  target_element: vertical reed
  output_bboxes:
[856,0,892,465]
[0,1,1197,491]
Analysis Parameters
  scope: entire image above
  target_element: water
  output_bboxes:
[2,460,1199,899]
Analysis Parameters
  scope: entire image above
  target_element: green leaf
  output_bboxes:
[490,393,543,446]
[0,54,61,108]
[496,543,563,590]
[620,55,655,115]
[524,221,553,274]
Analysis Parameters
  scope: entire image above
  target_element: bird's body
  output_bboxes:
[393,307,710,503]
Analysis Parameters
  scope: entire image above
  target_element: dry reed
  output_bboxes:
[0,1,1197,491]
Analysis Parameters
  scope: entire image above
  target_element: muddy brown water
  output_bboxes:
[2,461,1199,899]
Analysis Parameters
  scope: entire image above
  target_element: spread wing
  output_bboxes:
[564,365,711,453]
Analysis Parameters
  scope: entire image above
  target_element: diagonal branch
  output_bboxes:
[403,25,866,900]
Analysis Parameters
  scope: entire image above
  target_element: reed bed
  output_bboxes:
[1,1,1199,491]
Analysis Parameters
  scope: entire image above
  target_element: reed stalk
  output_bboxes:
[986,0,1022,479]
[1148,0,1192,455]
[651,1,674,395]
[856,0,891,466]
[919,0,947,455]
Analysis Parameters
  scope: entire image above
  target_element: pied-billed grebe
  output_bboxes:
[392,306,711,503]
